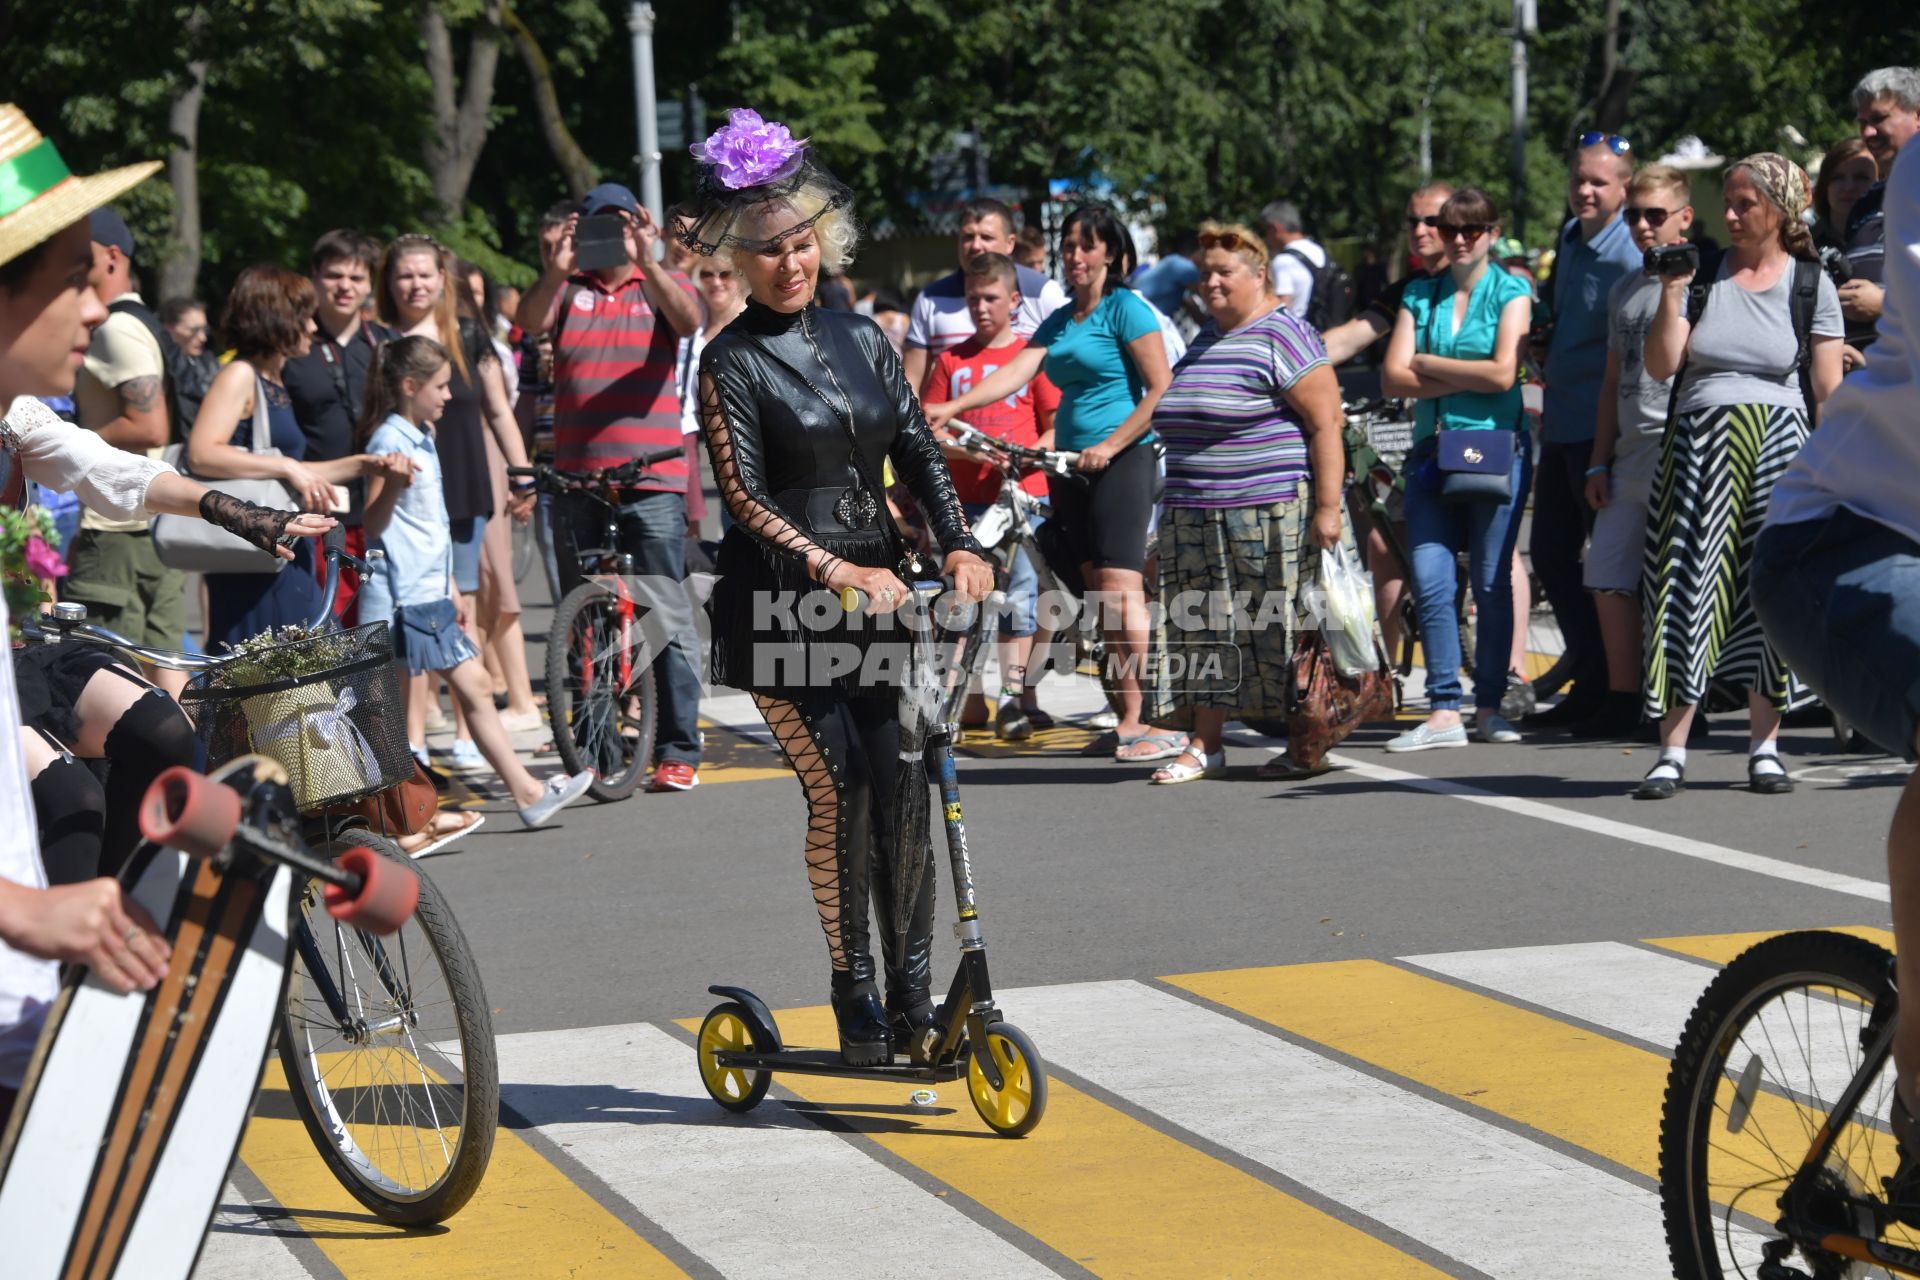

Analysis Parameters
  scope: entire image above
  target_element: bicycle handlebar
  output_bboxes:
[945,420,1081,477]
[507,444,690,496]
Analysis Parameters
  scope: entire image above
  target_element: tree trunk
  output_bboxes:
[419,0,504,224]
[1592,0,1636,132]
[159,10,210,301]
[502,5,595,200]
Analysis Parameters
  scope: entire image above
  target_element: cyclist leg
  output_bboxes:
[1753,509,1920,1108]
[615,490,703,768]
[22,725,104,886]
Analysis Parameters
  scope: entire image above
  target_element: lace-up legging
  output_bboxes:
[752,688,916,973]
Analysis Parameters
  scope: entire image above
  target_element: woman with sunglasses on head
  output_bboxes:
[1381,187,1534,750]
[683,111,992,1065]
[925,205,1177,763]
[1633,154,1845,800]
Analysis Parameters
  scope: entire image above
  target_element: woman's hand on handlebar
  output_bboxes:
[830,563,912,614]
[1075,441,1115,473]
[943,549,994,603]
[0,878,171,993]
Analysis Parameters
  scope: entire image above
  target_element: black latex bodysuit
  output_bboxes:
[696,299,978,1011]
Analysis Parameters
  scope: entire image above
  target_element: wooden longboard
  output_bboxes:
[0,764,294,1280]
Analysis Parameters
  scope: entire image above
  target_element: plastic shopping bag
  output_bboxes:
[1316,544,1379,678]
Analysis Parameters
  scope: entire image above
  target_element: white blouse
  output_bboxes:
[2,395,174,521]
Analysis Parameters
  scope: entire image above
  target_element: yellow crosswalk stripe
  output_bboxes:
[1645,925,1895,966]
[674,1004,1447,1279]
[1172,960,1670,1176]
[238,1060,685,1278]
[695,719,791,783]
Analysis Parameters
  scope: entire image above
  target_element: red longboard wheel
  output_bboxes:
[323,846,420,935]
[139,766,242,858]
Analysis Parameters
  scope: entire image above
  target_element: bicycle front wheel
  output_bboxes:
[546,582,657,801]
[278,830,499,1225]
[1660,929,1905,1279]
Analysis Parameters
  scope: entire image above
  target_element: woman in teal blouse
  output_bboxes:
[1382,187,1534,751]
[926,206,1176,761]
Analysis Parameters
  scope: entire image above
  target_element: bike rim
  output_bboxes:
[284,881,473,1201]
[1687,969,1906,1277]
[562,596,643,784]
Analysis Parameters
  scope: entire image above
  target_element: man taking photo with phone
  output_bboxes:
[515,183,706,792]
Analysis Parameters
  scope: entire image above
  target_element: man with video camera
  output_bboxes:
[515,183,706,792]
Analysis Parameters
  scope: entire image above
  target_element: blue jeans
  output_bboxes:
[1753,509,1920,762]
[1404,436,1532,712]
[561,489,703,766]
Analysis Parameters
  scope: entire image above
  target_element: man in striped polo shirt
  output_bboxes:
[517,182,706,792]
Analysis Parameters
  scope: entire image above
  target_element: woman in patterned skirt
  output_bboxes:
[1138,221,1347,783]
[1635,154,1844,799]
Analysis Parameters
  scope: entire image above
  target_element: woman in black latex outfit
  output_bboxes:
[682,111,993,1065]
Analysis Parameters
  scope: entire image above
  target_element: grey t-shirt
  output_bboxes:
[1677,259,1842,415]
[1607,273,1672,444]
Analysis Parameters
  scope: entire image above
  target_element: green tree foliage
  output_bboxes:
[1,0,1915,299]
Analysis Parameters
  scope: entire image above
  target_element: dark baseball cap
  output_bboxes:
[89,208,134,258]
[580,183,641,219]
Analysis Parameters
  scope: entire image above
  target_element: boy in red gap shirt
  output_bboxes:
[922,252,1061,739]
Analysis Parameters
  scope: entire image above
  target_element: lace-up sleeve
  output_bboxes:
[696,357,841,583]
[866,332,982,558]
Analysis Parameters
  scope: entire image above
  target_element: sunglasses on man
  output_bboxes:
[1405,215,1441,230]
[1578,131,1632,155]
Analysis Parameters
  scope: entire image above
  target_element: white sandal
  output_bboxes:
[1149,747,1225,785]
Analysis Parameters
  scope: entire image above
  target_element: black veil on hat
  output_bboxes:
[677,109,853,257]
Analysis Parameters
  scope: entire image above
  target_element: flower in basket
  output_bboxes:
[0,506,61,640]
[221,622,357,688]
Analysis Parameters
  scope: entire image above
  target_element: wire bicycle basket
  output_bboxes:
[181,622,413,811]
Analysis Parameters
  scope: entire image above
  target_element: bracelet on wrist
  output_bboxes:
[1585,464,1609,477]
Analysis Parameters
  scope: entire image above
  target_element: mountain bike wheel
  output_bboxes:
[277,830,498,1225]
[546,581,656,802]
[1660,930,1905,1279]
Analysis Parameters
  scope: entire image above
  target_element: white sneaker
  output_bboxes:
[519,770,594,829]
[440,739,486,771]
[1474,713,1522,744]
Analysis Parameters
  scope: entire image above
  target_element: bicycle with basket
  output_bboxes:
[26,533,498,1225]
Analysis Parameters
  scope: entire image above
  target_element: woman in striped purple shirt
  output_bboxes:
[1142,221,1348,783]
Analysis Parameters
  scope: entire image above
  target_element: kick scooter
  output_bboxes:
[694,581,1048,1137]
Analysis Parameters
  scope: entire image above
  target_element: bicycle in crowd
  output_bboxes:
[507,443,691,802]
[21,535,498,1226]
[1659,928,1920,1278]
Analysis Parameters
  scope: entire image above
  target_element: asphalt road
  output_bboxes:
[191,541,1911,1280]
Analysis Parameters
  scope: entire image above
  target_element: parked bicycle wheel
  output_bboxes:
[546,581,657,802]
[278,829,499,1225]
[1659,929,1905,1279]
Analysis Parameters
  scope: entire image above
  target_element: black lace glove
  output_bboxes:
[200,491,295,556]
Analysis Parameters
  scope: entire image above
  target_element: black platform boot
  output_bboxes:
[874,831,939,1053]
[830,960,892,1066]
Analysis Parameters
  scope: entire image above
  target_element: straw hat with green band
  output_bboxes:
[0,103,160,270]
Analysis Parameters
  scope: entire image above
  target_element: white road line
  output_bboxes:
[1325,752,1890,902]
[1007,978,1700,1279]
[189,1187,313,1280]
[493,1022,1060,1280]
[1403,940,1714,1049]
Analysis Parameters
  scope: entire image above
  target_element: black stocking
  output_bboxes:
[99,689,198,879]
[28,728,105,886]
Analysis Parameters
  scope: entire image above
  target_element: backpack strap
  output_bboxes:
[1661,276,1714,433]
[106,297,181,442]
[1788,256,1820,423]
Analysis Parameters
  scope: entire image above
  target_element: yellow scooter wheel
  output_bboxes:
[698,1002,771,1113]
[967,1023,1046,1137]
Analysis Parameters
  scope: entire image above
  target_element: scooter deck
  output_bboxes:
[715,1047,969,1083]
[0,774,295,1280]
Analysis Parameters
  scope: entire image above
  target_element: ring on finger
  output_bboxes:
[123,923,141,944]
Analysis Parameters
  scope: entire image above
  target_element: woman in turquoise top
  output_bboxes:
[1381,187,1534,750]
[927,206,1177,761]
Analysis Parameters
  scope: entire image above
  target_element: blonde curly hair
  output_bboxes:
[721,175,861,273]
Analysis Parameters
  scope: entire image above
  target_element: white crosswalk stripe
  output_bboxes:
[492,1021,1060,1280]
[1007,978,1694,1279]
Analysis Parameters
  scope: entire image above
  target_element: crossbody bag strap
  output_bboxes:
[1661,278,1713,432]
[1788,257,1820,423]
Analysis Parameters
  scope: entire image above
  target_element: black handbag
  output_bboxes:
[1435,428,1516,505]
